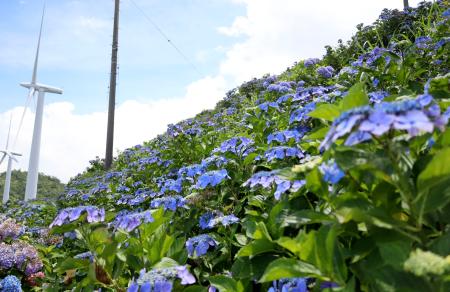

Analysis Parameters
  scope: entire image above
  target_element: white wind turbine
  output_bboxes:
[0,115,22,204]
[21,4,63,201]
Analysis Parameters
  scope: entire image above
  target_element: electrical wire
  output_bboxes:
[128,0,203,77]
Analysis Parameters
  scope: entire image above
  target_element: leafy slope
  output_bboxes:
[1,1,450,291]
[0,170,64,201]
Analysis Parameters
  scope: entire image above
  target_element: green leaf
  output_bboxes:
[209,276,244,292]
[236,238,276,257]
[243,153,259,166]
[307,104,341,121]
[340,82,369,111]
[279,210,335,228]
[259,258,322,282]
[306,167,328,197]
[418,147,450,192]
[428,73,450,99]
[55,258,89,274]
[377,240,411,269]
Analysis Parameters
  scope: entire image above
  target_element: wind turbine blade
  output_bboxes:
[5,113,12,150]
[0,153,6,165]
[12,87,35,149]
[31,3,46,85]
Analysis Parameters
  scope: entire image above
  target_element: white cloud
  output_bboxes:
[217,0,424,82]
[0,75,226,184]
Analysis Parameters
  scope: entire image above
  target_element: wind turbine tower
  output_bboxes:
[0,116,22,204]
[22,5,63,201]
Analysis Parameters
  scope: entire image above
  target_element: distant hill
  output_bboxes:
[0,170,65,201]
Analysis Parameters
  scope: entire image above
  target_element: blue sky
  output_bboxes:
[0,0,423,182]
[0,0,245,113]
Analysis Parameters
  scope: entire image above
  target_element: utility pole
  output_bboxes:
[105,0,120,170]
[403,0,409,9]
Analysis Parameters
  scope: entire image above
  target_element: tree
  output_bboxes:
[404,0,409,9]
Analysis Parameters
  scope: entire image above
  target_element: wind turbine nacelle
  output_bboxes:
[20,82,63,94]
[0,150,22,157]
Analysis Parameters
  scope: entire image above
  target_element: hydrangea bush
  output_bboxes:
[1,1,450,290]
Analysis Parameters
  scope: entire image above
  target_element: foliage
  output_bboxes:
[0,170,65,201]
[1,1,450,291]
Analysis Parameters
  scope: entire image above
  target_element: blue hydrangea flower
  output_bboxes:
[150,195,186,211]
[89,182,108,195]
[262,75,278,88]
[368,91,389,104]
[415,36,432,50]
[319,161,345,184]
[199,212,239,229]
[159,178,183,194]
[276,94,294,104]
[0,275,22,292]
[267,129,305,144]
[304,58,320,68]
[290,102,316,124]
[338,66,359,76]
[178,164,206,179]
[186,234,217,257]
[316,66,335,78]
[258,102,280,112]
[267,81,295,93]
[443,8,450,18]
[0,243,15,269]
[201,155,228,168]
[268,277,307,292]
[105,171,123,180]
[195,169,229,189]
[129,265,196,292]
[320,97,446,151]
[213,137,254,157]
[113,210,154,232]
[264,146,304,161]
[50,206,105,227]
[244,171,306,200]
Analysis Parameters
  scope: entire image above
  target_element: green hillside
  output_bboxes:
[0,170,65,201]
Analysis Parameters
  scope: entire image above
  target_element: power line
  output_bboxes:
[128,0,203,77]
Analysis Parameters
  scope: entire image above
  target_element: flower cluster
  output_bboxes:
[0,241,43,275]
[264,146,304,161]
[185,234,217,257]
[368,91,389,104]
[304,58,320,68]
[0,219,23,242]
[213,137,255,157]
[316,66,335,78]
[150,195,186,211]
[320,97,448,151]
[267,81,295,94]
[199,212,239,230]
[244,171,306,200]
[319,161,345,184]
[267,129,304,144]
[0,275,22,292]
[128,265,196,292]
[195,169,229,189]
[113,210,154,232]
[268,277,307,292]
[290,102,316,124]
[50,206,105,227]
